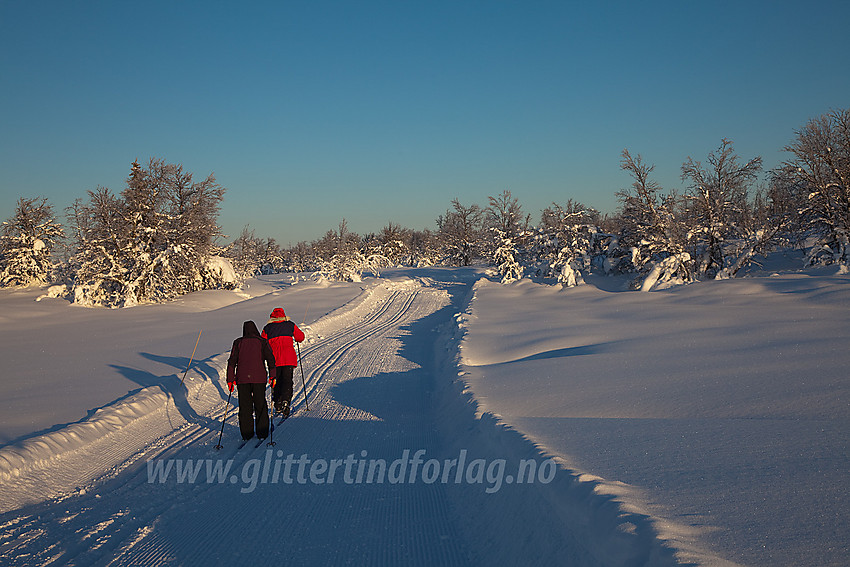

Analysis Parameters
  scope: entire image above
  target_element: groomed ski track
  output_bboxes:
[0,272,679,566]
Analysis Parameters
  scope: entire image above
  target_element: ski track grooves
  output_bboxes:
[298,288,419,410]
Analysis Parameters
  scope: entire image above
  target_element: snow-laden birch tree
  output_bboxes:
[0,197,64,287]
[492,228,525,283]
[228,226,284,277]
[314,219,387,282]
[680,139,763,279]
[376,221,413,266]
[485,189,530,255]
[437,199,485,266]
[68,159,228,306]
[780,107,850,268]
[533,200,600,287]
[409,229,440,267]
[617,150,692,290]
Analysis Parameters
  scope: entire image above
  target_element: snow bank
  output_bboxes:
[0,383,170,483]
[0,358,228,512]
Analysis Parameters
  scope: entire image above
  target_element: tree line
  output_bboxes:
[1,107,848,306]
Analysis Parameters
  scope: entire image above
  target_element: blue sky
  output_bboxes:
[2,1,849,245]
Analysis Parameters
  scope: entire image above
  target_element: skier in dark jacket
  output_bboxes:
[262,307,305,417]
[227,321,276,441]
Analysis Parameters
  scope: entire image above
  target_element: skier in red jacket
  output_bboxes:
[227,321,276,441]
[262,307,305,417]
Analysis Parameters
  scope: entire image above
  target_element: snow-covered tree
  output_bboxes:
[284,241,317,277]
[485,190,530,258]
[258,238,283,275]
[0,197,64,287]
[163,160,229,284]
[437,199,485,266]
[408,229,440,267]
[681,139,763,279]
[313,219,387,282]
[754,173,806,249]
[486,190,529,238]
[553,246,584,287]
[227,226,283,277]
[68,159,227,307]
[779,107,850,268]
[67,187,127,306]
[617,150,692,289]
[492,228,524,284]
[532,201,600,287]
[376,222,412,266]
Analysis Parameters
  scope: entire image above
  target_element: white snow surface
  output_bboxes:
[0,262,847,566]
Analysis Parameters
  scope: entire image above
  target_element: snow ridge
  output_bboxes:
[0,385,168,482]
[0,355,229,512]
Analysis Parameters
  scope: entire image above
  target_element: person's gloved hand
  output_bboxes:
[268,375,276,388]
[227,381,235,392]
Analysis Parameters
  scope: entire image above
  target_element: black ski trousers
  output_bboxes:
[236,382,269,440]
[273,366,295,406]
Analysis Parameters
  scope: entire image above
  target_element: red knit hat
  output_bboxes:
[270,307,286,318]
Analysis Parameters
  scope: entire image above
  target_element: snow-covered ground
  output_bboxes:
[457,260,850,566]
[0,261,847,565]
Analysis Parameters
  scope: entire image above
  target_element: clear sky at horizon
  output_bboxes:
[2,0,849,245]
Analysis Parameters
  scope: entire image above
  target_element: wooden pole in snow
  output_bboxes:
[181,330,202,385]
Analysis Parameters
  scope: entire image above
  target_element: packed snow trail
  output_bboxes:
[108,279,475,566]
[0,278,470,565]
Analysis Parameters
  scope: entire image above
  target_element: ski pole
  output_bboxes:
[181,330,202,385]
[214,388,232,450]
[267,382,276,447]
[296,341,310,411]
